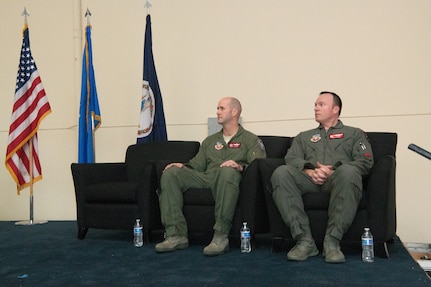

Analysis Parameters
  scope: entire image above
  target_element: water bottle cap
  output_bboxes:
[364,227,369,231]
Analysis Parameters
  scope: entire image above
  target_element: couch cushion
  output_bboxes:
[183,188,215,205]
[84,182,138,203]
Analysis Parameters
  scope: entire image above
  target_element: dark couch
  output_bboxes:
[71,141,200,242]
[71,132,397,255]
[258,132,397,257]
[71,138,273,244]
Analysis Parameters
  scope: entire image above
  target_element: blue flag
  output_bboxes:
[137,14,167,143]
[78,25,101,163]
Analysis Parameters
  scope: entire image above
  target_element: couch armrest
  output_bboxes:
[135,162,163,231]
[238,159,268,234]
[71,162,128,226]
[258,158,287,237]
[71,163,127,185]
[153,160,176,183]
[364,155,397,241]
[71,163,127,200]
[71,162,127,203]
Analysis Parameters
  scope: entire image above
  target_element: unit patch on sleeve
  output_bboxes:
[258,139,265,151]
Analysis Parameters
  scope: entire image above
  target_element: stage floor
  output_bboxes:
[405,242,431,279]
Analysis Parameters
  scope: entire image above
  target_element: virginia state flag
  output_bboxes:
[137,14,167,143]
[78,24,101,163]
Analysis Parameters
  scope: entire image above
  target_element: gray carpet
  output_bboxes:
[1,221,430,286]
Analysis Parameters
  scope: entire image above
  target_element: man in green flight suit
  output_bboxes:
[270,91,374,263]
[156,97,266,256]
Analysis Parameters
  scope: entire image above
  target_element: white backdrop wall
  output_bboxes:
[0,0,430,243]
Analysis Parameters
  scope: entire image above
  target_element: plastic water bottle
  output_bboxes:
[361,227,374,262]
[240,222,251,253]
[134,219,143,247]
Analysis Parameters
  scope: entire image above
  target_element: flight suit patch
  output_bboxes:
[229,142,241,148]
[215,142,224,150]
[329,132,344,139]
[310,134,321,143]
[258,139,265,151]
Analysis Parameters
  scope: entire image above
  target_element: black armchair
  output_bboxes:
[259,132,397,257]
[71,141,200,243]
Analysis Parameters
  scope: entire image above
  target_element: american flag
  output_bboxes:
[5,24,51,194]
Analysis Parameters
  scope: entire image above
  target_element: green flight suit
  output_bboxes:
[271,121,374,241]
[159,125,266,237]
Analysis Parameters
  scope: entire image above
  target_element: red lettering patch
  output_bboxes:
[329,133,344,139]
[229,142,241,148]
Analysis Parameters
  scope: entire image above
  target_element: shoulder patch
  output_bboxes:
[258,139,266,152]
[362,131,371,143]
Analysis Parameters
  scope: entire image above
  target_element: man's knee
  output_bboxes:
[217,167,241,184]
[270,164,295,188]
[160,167,188,197]
[333,165,361,185]
[330,165,362,202]
[161,166,182,185]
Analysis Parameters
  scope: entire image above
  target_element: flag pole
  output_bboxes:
[92,114,96,162]
[86,9,96,162]
[15,137,48,226]
[29,140,34,224]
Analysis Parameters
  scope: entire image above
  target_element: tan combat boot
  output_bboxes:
[155,235,189,253]
[287,235,319,261]
[323,235,345,263]
[203,232,229,256]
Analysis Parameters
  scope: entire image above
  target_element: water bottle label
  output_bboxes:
[362,239,373,245]
[241,231,250,238]
[134,227,142,233]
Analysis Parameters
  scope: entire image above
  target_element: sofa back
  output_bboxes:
[366,132,397,163]
[258,132,397,163]
[258,136,293,158]
[125,141,200,180]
